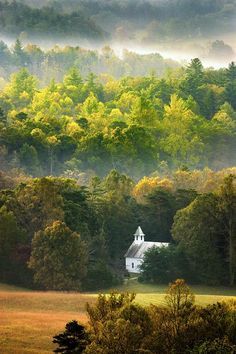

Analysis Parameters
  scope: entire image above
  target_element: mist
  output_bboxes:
[0,0,235,68]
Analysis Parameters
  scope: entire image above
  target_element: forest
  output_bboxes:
[0,168,235,290]
[0,1,105,40]
[4,0,236,42]
[0,51,235,177]
[0,43,235,290]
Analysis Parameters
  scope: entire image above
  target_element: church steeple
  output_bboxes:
[134,226,145,244]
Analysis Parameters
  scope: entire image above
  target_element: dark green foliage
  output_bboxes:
[82,262,120,291]
[172,176,236,285]
[141,188,176,242]
[19,143,40,175]
[0,106,6,124]
[0,171,235,288]
[53,320,89,354]
[139,245,190,284]
[225,62,236,110]
[24,0,236,43]
[0,205,30,285]
[192,337,236,353]
[29,221,88,290]
[172,193,227,285]
[0,2,105,39]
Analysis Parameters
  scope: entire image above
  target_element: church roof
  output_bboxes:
[134,226,145,237]
[124,241,169,259]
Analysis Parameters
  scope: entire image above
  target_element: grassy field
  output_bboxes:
[1,280,236,353]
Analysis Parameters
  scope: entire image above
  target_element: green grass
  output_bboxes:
[0,279,236,353]
[119,277,236,295]
[116,278,236,306]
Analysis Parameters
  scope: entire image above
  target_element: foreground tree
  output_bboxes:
[29,221,88,290]
[53,320,89,353]
[165,278,195,315]
[85,292,151,354]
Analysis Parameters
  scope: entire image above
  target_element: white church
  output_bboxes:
[125,226,169,273]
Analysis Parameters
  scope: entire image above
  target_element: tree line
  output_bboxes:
[0,1,105,39]
[0,39,178,82]
[17,0,236,42]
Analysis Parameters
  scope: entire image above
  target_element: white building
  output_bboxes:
[124,226,169,273]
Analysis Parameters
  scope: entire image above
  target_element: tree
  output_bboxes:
[172,177,236,286]
[0,206,27,283]
[172,193,226,284]
[13,38,29,67]
[139,246,190,284]
[29,221,88,290]
[47,136,59,175]
[53,320,89,353]
[19,143,41,175]
[182,58,204,90]
[63,67,83,104]
[14,177,64,237]
[144,279,197,354]
[4,68,37,108]
[104,169,134,199]
[225,62,236,109]
[85,292,151,354]
[63,67,83,88]
[217,175,236,285]
[165,279,195,316]
[160,94,204,167]
[132,176,174,204]
[142,188,176,242]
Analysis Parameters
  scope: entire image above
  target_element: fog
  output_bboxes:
[0,0,235,68]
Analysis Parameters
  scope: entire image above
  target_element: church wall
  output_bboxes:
[125,257,143,273]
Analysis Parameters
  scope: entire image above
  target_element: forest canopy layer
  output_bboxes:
[0,51,235,178]
[11,0,236,40]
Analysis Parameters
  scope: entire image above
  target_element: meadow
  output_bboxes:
[1,280,236,353]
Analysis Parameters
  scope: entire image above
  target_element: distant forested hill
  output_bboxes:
[17,0,236,41]
[0,1,106,39]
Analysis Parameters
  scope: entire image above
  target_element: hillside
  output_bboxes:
[0,1,105,39]
[18,0,236,41]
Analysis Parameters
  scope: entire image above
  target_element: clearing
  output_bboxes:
[1,279,236,353]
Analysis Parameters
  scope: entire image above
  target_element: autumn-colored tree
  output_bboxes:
[29,221,88,290]
[85,292,151,354]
